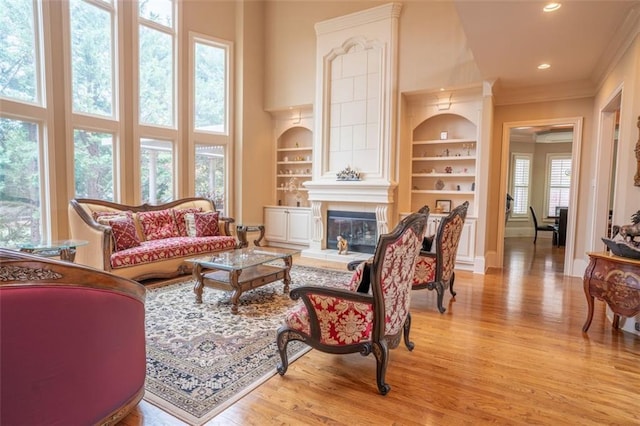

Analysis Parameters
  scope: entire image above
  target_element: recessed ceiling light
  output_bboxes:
[543,3,561,12]
[538,63,551,70]
[439,87,445,91]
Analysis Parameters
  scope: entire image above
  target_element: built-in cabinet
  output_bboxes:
[271,107,314,208]
[405,88,486,273]
[423,215,476,270]
[264,206,312,248]
[411,114,478,214]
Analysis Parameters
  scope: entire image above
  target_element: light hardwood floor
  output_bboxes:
[120,238,640,425]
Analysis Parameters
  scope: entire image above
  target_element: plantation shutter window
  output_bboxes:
[510,154,532,218]
[547,155,571,217]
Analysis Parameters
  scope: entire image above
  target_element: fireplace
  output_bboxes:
[327,210,378,254]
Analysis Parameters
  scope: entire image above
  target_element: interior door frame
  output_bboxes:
[589,88,622,252]
[496,117,583,276]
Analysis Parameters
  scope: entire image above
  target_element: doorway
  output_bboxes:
[497,117,583,276]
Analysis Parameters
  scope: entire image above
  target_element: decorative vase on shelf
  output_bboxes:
[435,179,445,190]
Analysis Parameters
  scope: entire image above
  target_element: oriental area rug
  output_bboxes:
[143,264,352,425]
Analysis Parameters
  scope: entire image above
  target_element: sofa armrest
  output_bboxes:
[218,215,235,237]
[68,200,114,271]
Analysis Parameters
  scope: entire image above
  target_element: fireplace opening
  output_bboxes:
[326,210,377,254]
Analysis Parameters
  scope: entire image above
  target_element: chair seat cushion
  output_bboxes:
[285,295,374,345]
[412,255,436,286]
[110,236,237,268]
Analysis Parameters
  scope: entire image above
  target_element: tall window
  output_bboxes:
[74,130,115,200]
[0,118,43,245]
[1,0,48,247]
[140,138,173,203]
[195,144,225,212]
[69,0,114,117]
[194,40,228,133]
[546,154,571,217]
[0,0,42,104]
[191,33,231,209]
[138,0,175,127]
[510,153,532,218]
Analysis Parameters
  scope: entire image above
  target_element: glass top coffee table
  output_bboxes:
[18,239,88,262]
[185,247,298,314]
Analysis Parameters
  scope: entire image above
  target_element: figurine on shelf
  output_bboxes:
[337,236,348,255]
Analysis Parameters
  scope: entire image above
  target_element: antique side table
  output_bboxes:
[582,251,640,332]
[236,224,265,248]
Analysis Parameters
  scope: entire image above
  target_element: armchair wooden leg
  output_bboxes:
[436,282,446,314]
[403,313,415,351]
[372,341,390,395]
[449,272,457,298]
[276,328,291,375]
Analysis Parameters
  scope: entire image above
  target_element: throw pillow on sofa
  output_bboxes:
[193,211,220,237]
[173,207,202,236]
[138,209,180,240]
[108,216,141,251]
[92,211,140,251]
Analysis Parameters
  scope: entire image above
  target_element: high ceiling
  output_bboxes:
[453,1,640,104]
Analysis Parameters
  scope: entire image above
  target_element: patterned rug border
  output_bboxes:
[142,346,311,425]
[141,264,351,425]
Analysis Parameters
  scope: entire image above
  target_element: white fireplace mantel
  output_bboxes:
[304,180,397,204]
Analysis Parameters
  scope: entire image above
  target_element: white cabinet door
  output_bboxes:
[455,218,476,264]
[264,207,288,242]
[287,209,311,245]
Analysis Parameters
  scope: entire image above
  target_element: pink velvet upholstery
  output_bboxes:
[276,211,428,395]
[0,249,146,425]
[412,201,469,313]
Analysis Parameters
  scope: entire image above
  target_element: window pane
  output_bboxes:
[194,42,226,132]
[70,0,114,116]
[139,0,173,28]
[547,157,571,217]
[140,138,173,203]
[511,155,530,216]
[0,0,39,102]
[0,117,42,246]
[195,144,225,213]
[74,129,114,200]
[139,26,174,126]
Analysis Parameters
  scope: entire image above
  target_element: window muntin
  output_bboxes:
[140,138,174,203]
[138,0,173,27]
[195,144,225,213]
[69,0,114,117]
[74,129,115,200]
[1,0,41,104]
[546,155,571,217]
[138,0,175,128]
[194,41,227,133]
[510,153,532,218]
[0,117,43,246]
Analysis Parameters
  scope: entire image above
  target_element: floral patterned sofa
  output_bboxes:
[69,197,237,281]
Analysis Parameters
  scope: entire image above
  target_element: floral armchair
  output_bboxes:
[413,201,469,313]
[276,211,428,395]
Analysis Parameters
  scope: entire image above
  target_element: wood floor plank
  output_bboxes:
[120,238,640,425]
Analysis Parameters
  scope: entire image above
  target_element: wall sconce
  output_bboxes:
[436,95,451,111]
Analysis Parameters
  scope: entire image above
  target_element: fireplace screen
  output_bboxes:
[327,210,377,254]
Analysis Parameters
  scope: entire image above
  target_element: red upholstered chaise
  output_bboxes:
[0,248,146,425]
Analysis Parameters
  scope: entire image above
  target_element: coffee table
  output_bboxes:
[186,247,298,314]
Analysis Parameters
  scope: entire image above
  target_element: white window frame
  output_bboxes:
[188,32,233,210]
[133,0,179,203]
[0,0,56,240]
[509,153,532,220]
[62,0,123,202]
[544,153,572,219]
